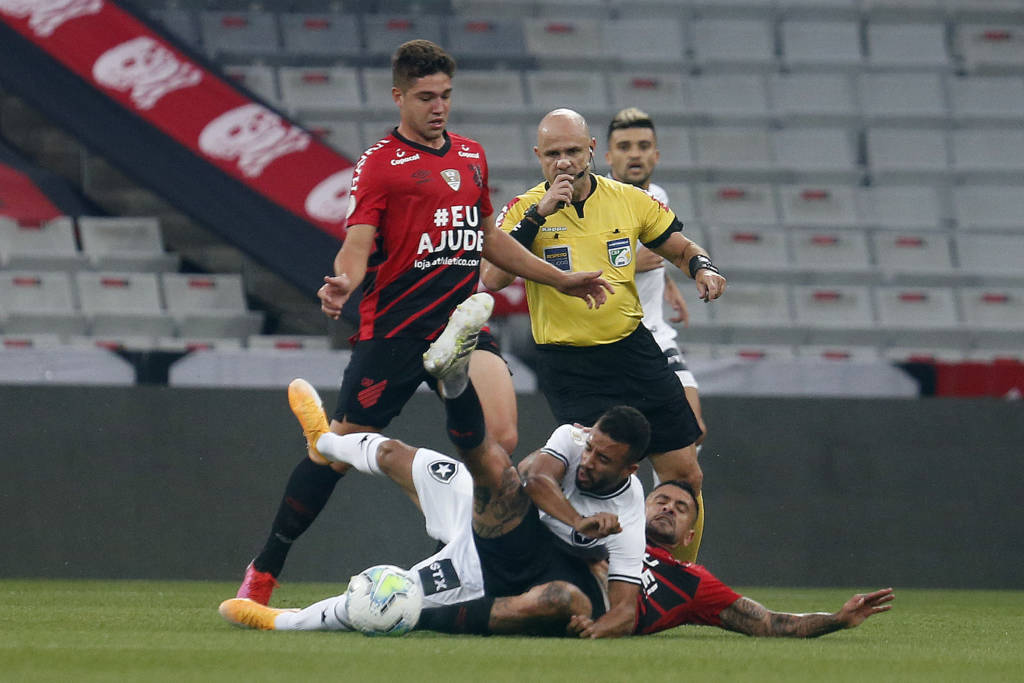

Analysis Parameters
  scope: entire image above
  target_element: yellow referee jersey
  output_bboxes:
[497,175,678,346]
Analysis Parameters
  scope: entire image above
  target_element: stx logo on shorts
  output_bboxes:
[357,378,387,408]
[417,559,461,596]
[428,460,459,484]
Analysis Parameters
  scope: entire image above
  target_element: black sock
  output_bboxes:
[253,458,343,577]
[444,380,486,451]
[418,596,495,635]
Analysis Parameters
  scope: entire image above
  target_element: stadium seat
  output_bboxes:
[686,74,771,122]
[866,22,950,69]
[768,73,860,125]
[279,13,363,58]
[714,343,798,361]
[361,68,400,111]
[875,286,962,345]
[689,18,776,69]
[155,336,244,353]
[951,128,1024,178]
[222,65,280,106]
[362,16,444,59]
[0,333,64,350]
[602,19,686,68]
[773,127,860,181]
[872,231,955,278]
[952,185,1024,231]
[792,285,876,344]
[447,70,526,117]
[0,270,87,338]
[199,10,280,59]
[795,344,883,363]
[791,228,872,275]
[451,123,532,171]
[644,126,695,173]
[781,19,862,69]
[526,70,609,115]
[446,18,527,63]
[279,67,361,118]
[522,18,604,64]
[859,72,949,123]
[303,119,364,160]
[882,346,967,364]
[711,283,797,343]
[705,225,790,276]
[0,216,85,270]
[78,216,178,272]
[162,273,264,340]
[956,23,1024,73]
[150,8,200,49]
[607,72,687,116]
[779,185,862,228]
[360,119,399,149]
[858,185,947,230]
[247,334,330,350]
[958,287,1024,330]
[956,232,1024,277]
[450,0,535,19]
[866,128,950,181]
[697,183,779,225]
[75,271,175,337]
[691,127,776,177]
[948,76,1024,123]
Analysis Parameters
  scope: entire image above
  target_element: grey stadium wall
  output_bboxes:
[2,385,1022,589]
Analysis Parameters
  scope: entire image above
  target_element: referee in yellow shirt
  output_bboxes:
[482,109,726,561]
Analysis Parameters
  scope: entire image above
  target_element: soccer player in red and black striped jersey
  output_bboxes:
[235,40,612,604]
[616,480,894,638]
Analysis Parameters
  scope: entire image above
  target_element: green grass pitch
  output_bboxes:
[2,580,1022,682]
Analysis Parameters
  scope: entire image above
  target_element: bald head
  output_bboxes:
[534,109,596,197]
[537,108,590,145]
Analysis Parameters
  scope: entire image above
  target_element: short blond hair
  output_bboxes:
[607,107,656,141]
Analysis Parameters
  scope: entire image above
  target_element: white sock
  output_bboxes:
[274,594,353,631]
[316,432,387,475]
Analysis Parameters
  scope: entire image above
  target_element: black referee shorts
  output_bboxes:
[534,324,701,455]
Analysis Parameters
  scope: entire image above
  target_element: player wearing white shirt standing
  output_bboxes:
[605,107,708,562]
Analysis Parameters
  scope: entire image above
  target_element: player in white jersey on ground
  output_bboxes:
[605,107,708,561]
[221,293,648,637]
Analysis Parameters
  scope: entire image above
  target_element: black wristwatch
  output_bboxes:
[688,254,721,279]
[523,203,547,226]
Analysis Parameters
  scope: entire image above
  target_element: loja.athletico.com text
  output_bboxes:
[413,255,481,270]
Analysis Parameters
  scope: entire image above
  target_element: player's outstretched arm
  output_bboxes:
[568,580,640,639]
[319,224,375,319]
[480,216,614,308]
[718,588,894,638]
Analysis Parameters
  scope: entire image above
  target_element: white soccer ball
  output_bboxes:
[345,564,423,636]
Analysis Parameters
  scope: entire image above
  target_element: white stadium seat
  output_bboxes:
[447,18,527,62]
[773,127,859,180]
[522,18,604,63]
[526,70,609,114]
[222,65,279,105]
[200,10,280,59]
[362,16,444,59]
[690,18,776,68]
[78,216,178,272]
[781,20,862,69]
[691,127,776,176]
[602,19,685,68]
[280,13,363,58]
[953,185,1024,231]
[279,67,362,116]
[957,24,1024,73]
[858,186,947,230]
[875,285,960,330]
[645,126,695,172]
[872,231,955,276]
[712,283,793,329]
[450,70,527,116]
[608,72,687,116]
[867,22,950,69]
[686,74,771,121]
[0,270,86,337]
[956,232,1024,276]
[866,128,950,180]
[779,185,862,228]
[705,225,790,273]
[769,73,859,125]
[697,183,779,225]
[959,287,1024,330]
[791,228,871,273]
[303,119,364,160]
[860,72,948,122]
[0,216,85,270]
[452,123,532,170]
[948,76,1024,123]
[792,285,876,342]
[162,273,264,340]
[75,271,175,338]
[951,128,1024,177]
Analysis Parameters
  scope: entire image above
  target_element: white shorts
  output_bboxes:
[408,449,486,608]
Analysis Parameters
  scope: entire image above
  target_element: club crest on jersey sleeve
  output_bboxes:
[428,460,459,484]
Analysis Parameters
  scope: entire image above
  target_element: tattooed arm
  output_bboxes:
[718,588,894,638]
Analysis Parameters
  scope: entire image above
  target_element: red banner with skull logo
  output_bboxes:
[0,0,353,291]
